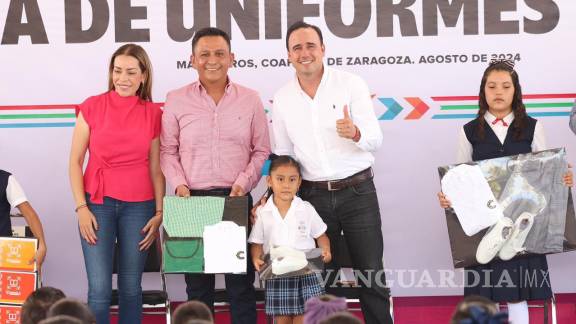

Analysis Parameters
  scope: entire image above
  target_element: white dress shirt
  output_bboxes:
[456,112,547,163]
[248,196,327,254]
[271,67,383,181]
[6,175,27,208]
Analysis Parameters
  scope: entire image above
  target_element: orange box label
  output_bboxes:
[0,271,37,304]
[0,238,37,272]
[0,304,21,324]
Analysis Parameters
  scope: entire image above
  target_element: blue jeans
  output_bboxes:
[299,178,393,324]
[81,195,155,324]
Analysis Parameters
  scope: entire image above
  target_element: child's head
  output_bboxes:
[21,287,66,324]
[267,155,302,202]
[475,60,528,140]
[304,294,348,324]
[478,60,524,116]
[318,311,362,324]
[39,315,84,324]
[451,295,508,324]
[172,300,213,324]
[47,298,95,324]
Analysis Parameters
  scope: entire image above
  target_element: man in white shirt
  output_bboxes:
[270,21,391,324]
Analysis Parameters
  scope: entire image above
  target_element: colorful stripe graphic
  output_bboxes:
[431,93,575,120]
[0,103,164,129]
[375,93,575,120]
[404,97,430,120]
[0,105,77,129]
[378,98,403,120]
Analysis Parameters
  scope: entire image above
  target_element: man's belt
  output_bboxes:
[190,188,232,196]
[301,168,373,191]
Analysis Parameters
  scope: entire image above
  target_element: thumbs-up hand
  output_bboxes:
[336,105,358,140]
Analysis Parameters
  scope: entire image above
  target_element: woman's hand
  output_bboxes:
[78,208,99,245]
[437,192,452,209]
[139,214,162,251]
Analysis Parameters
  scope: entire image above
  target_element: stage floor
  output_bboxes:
[112,293,576,323]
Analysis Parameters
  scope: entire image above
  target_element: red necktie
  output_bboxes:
[492,118,508,127]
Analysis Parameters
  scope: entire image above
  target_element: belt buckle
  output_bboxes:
[327,180,337,191]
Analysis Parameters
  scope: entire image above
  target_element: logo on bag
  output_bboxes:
[487,200,497,209]
[236,251,245,260]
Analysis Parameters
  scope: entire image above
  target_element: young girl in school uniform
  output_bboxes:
[249,155,332,324]
[438,60,573,324]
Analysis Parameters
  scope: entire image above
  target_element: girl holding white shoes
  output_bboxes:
[438,60,574,324]
[249,155,332,324]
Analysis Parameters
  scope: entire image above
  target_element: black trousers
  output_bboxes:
[184,188,257,324]
[300,179,393,324]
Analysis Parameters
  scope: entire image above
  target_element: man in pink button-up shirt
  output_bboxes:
[160,27,270,324]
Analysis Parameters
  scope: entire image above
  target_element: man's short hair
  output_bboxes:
[172,300,213,324]
[285,21,324,50]
[39,315,83,324]
[192,27,231,52]
[21,287,66,324]
[47,298,95,324]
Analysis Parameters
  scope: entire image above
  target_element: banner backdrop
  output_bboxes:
[1,1,575,299]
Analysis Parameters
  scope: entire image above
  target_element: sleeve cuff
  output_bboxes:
[312,223,328,239]
[233,174,250,194]
[168,175,188,191]
[353,126,370,151]
[11,198,28,209]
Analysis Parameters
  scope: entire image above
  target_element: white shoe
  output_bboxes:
[498,212,536,261]
[476,217,514,264]
[272,255,308,275]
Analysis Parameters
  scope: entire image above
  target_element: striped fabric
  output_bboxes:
[265,273,324,315]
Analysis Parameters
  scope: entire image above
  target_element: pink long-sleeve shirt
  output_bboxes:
[160,80,271,193]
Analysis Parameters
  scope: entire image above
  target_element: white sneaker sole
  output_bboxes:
[476,217,514,264]
[498,212,536,261]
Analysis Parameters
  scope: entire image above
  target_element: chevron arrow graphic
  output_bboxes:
[404,97,430,120]
[378,98,403,120]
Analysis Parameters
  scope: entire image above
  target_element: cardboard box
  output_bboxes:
[0,271,37,304]
[0,238,38,272]
[0,304,21,323]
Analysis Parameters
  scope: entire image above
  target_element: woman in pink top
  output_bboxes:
[68,44,165,324]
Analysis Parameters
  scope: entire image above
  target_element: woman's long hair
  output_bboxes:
[476,61,527,140]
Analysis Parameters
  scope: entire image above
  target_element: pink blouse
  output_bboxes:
[79,91,162,204]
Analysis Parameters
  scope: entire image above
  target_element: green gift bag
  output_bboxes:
[161,196,225,273]
[162,229,204,273]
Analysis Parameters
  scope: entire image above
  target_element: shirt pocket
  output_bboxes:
[292,212,313,249]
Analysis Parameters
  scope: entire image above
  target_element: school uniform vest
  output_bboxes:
[0,170,13,237]
[463,116,537,161]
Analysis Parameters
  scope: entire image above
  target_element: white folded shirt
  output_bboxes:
[203,221,247,274]
[441,164,504,236]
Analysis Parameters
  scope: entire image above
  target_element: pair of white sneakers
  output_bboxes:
[475,212,536,264]
[270,246,308,275]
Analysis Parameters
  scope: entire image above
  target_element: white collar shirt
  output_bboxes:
[456,111,547,163]
[271,67,383,181]
[248,196,327,254]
